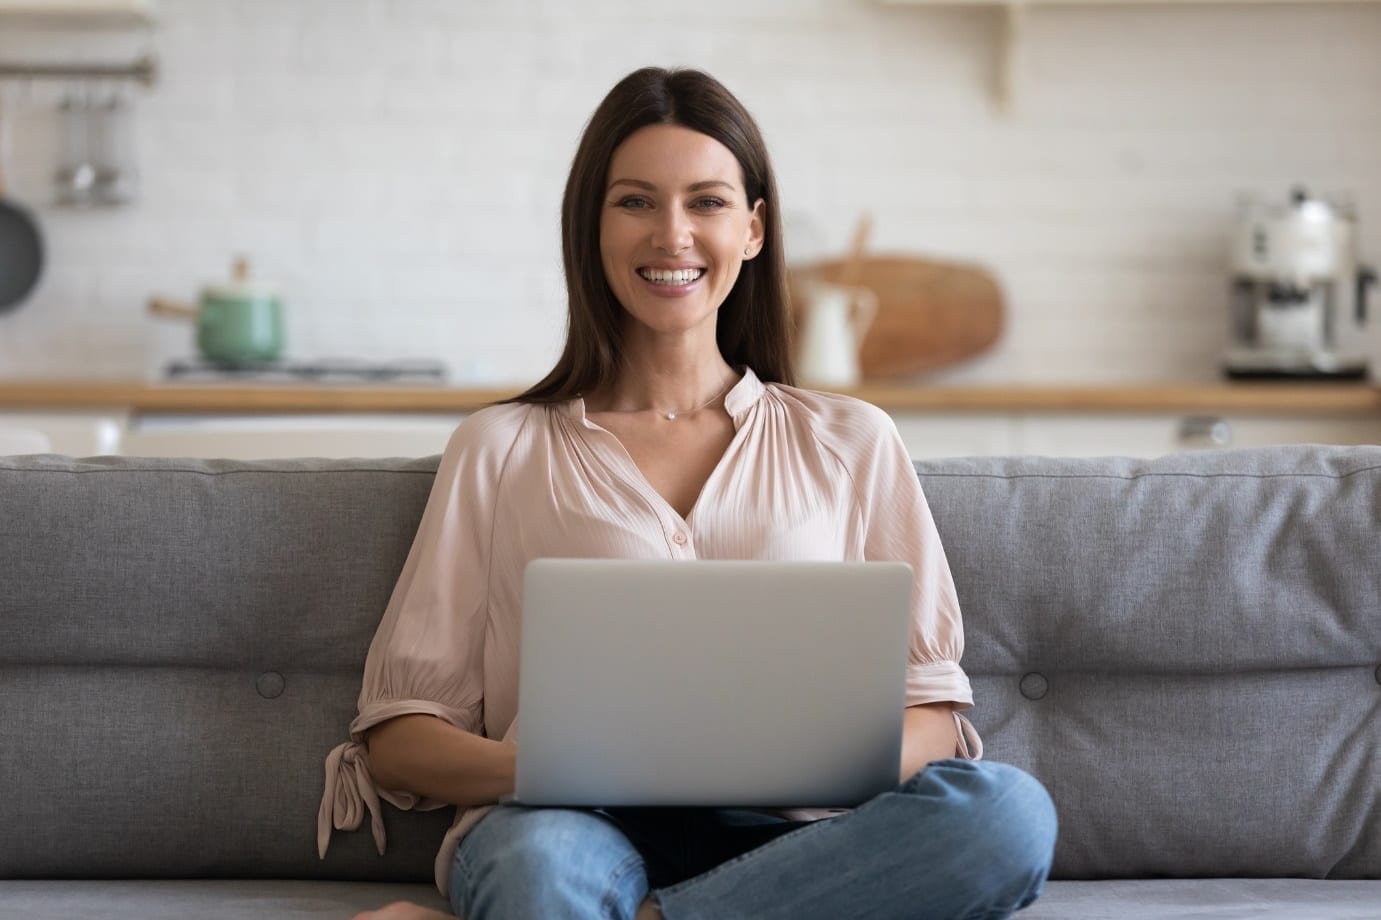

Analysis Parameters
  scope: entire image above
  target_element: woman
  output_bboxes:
[320,66,1057,920]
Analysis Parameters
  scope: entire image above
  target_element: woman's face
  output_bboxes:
[599,123,765,340]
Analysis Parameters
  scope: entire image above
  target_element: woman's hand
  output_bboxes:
[899,702,959,780]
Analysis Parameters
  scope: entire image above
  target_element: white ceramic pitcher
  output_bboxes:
[796,280,878,387]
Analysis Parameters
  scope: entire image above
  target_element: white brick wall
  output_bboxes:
[0,0,1377,384]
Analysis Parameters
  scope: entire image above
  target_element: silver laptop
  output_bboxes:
[513,558,913,809]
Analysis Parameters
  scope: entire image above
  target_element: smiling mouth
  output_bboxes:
[638,268,706,286]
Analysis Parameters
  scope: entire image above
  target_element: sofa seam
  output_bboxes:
[0,466,441,476]
[916,464,1381,483]
[966,663,1380,677]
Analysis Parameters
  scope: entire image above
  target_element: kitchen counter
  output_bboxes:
[2,379,1379,415]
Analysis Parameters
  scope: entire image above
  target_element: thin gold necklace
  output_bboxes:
[601,377,735,421]
[662,377,735,420]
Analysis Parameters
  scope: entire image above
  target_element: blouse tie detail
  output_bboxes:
[318,740,386,858]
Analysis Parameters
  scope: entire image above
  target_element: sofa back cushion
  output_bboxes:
[0,455,453,882]
[917,446,1381,880]
[2,446,1378,881]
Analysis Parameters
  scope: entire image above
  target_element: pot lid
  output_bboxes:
[202,256,282,301]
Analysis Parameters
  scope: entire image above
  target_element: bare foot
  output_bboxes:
[351,901,454,920]
[352,895,657,920]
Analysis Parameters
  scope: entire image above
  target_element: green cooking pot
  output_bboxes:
[149,258,285,365]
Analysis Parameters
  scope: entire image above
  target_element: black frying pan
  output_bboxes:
[0,124,44,313]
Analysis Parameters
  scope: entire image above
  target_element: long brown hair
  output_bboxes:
[506,66,794,406]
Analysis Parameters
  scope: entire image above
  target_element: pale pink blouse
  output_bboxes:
[318,367,982,896]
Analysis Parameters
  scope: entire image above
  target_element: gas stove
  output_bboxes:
[164,358,449,384]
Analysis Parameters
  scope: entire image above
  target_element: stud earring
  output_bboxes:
[744,247,751,256]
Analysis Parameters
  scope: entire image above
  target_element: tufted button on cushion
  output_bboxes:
[1019,672,1049,701]
[255,671,286,699]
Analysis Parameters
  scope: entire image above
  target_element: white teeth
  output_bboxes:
[639,268,705,286]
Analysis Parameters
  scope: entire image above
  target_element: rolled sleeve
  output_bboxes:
[858,413,981,757]
[318,410,515,858]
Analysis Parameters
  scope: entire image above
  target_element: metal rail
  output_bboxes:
[0,53,156,86]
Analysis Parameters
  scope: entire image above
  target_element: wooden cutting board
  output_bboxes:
[789,255,1004,380]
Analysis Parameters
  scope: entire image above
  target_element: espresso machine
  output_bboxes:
[1224,186,1376,379]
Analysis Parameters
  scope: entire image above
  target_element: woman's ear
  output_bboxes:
[745,198,767,259]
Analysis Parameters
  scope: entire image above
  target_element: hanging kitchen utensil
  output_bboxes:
[94,88,137,206]
[0,96,45,313]
[55,87,96,207]
[836,213,872,289]
[148,257,286,366]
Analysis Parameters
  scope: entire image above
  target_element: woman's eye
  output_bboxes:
[611,196,725,211]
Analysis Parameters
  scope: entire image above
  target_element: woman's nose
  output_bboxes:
[652,206,693,254]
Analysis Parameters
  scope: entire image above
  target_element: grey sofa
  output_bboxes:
[1,445,1378,919]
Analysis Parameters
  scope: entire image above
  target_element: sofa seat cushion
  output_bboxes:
[0,879,449,919]
[1025,879,1381,918]
[5,877,1379,918]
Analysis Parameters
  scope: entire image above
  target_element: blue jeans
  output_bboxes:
[449,759,1057,920]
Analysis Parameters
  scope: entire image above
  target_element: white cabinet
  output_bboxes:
[1,412,464,460]
[118,410,1375,462]
[7,405,1370,462]
[0,412,125,456]
[119,414,466,460]
[1012,414,1185,457]
[1016,413,1381,457]
[892,414,1015,458]
[892,411,1381,459]
[1219,416,1381,450]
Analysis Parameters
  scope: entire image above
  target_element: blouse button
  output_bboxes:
[672,532,687,545]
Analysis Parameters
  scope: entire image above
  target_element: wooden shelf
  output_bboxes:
[877,0,1381,110]
[882,1,1381,5]
[2,380,1378,416]
[0,0,156,28]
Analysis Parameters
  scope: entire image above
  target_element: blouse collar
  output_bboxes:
[563,366,765,427]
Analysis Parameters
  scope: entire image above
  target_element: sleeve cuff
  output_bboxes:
[349,697,480,742]
[904,659,974,710]
[320,698,474,862]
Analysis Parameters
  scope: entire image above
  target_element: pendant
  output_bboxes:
[665,411,677,420]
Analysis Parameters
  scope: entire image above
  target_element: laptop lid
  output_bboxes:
[514,558,912,809]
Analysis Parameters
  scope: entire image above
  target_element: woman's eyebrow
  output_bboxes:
[607,179,737,193]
